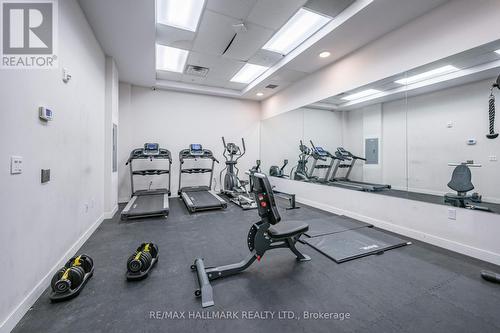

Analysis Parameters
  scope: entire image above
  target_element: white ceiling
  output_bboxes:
[309,40,500,111]
[78,0,450,100]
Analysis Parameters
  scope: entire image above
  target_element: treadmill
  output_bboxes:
[121,143,171,220]
[329,147,391,192]
[307,141,337,183]
[179,144,227,213]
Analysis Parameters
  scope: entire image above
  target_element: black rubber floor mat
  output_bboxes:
[304,215,372,238]
[303,227,410,263]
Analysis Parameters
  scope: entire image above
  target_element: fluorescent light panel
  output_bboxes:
[342,89,381,101]
[495,49,500,55]
[156,44,188,73]
[156,0,205,32]
[230,64,269,84]
[395,65,458,85]
[262,8,331,55]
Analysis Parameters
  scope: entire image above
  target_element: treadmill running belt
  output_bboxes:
[304,216,372,238]
[186,191,224,208]
[303,227,410,263]
[127,194,167,216]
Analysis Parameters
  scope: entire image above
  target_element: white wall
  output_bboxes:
[118,85,261,201]
[0,1,106,332]
[261,0,500,119]
[104,56,119,218]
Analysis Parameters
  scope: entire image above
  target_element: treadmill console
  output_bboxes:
[143,143,160,156]
[190,144,204,157]
[337,147,350,156]
[314,147,328,156]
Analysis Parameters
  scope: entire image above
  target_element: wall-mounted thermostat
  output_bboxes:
[39,107,53,121]
[10,156,23,174]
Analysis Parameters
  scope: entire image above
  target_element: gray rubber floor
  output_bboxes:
[13,197,500,333]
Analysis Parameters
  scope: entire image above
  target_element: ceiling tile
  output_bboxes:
[192,10,241,55]
[181,75,207,85]
[304,0,355,18]
[156,71,183,81]
[224,81,248,90]
[222,22,274,61]
[246,0,307,30]
[186,51,243,81]
[156,24,195,50]
[249,49,284,67]
[206,0,258,19]
[269,68,308,82]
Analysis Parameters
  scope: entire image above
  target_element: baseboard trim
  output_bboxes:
[295,196,500,266]
[103,204,118,219]
[0,214,105,333]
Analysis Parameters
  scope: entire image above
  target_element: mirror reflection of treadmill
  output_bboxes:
[178,144,227,213]
[330,147,391,192]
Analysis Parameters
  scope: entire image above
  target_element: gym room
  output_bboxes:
[2,0,500,332]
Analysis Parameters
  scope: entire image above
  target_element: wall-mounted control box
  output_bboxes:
[39,107,53,121]
[41,169,50,183]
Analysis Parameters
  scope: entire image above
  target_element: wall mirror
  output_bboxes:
[261,40,500,214]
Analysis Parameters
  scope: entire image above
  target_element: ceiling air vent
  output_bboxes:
[265,84,278,89]
[185,65,209,77]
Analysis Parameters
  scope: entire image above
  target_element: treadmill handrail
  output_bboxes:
[126,145,172,197]
[126,148,172,165]
[179,148,218,162]
[178,146,218,195]
[337,147,366,161]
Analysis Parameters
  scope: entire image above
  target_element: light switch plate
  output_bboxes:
[448,208,456,220]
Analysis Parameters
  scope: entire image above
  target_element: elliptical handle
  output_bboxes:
[241,138,246,156]
[221,136,227,148]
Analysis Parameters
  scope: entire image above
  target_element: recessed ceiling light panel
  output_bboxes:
[256,92,264,96]
[230,64,269,84]
[342,89,381,101]
[495,49,500,55]
[262,8,331,55]
[156,44,189,73]
[319,51,331,58]
[156,0,205,32]
[395,65,458,85]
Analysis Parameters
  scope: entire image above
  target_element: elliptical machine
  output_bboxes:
[290,140,312,181]
[219,137,257,210]
[270,160,289,178]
